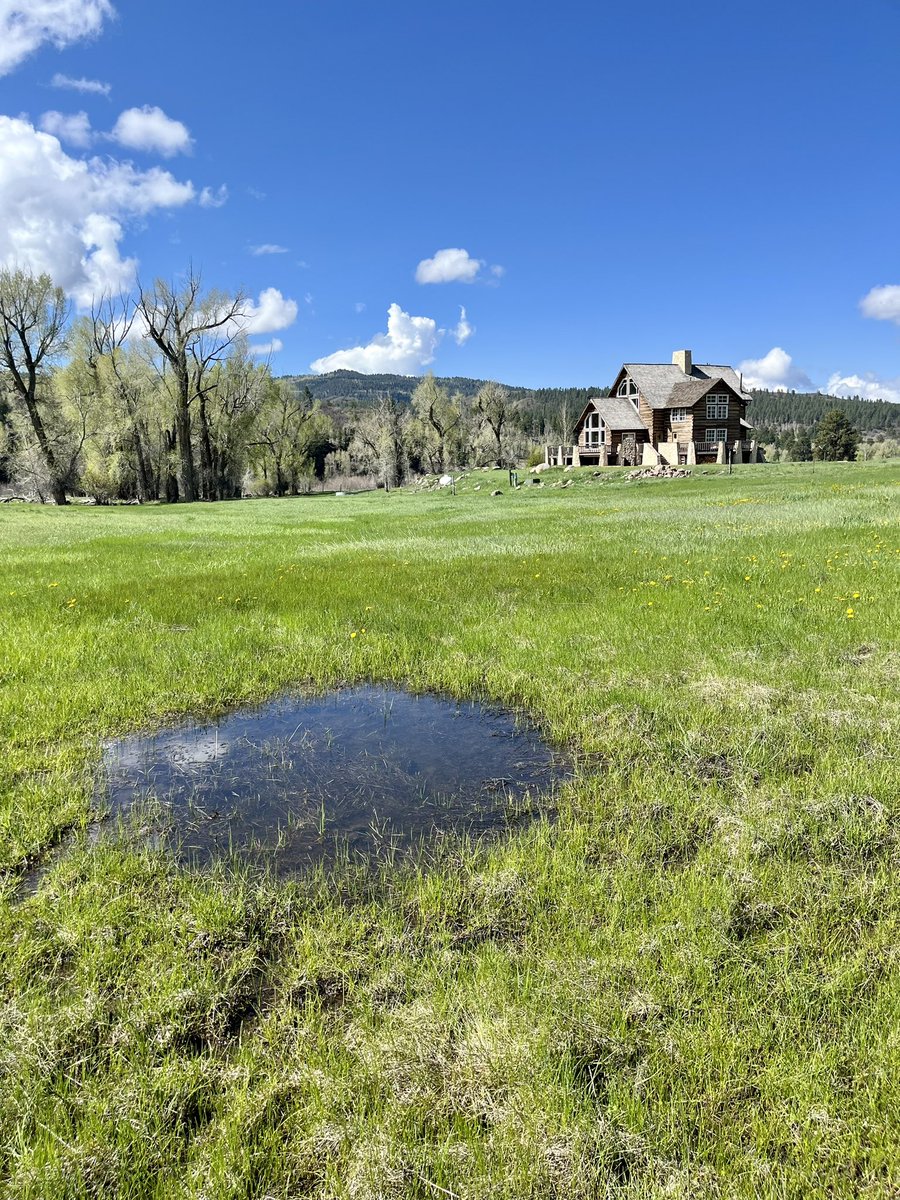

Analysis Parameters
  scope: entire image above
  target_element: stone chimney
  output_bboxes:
[672,349,692,375]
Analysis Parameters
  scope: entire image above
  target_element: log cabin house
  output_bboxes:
[546,350,760,468]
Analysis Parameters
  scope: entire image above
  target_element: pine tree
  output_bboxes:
[813,409,860,461]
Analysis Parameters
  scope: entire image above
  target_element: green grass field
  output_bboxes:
[1,461,898,1199]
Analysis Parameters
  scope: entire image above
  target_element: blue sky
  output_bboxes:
[1,0,900,398]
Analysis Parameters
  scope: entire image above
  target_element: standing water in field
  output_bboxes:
[97,686,567,874]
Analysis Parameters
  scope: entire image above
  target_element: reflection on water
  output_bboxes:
[97,686,567,874]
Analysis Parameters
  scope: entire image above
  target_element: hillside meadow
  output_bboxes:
[0,461,898,1199]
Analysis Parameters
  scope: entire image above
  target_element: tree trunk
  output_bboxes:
[174,368,196,502]
[197,392,215,501]
[163,426,179,503]
[22,389,67,505]
[132,419,155,503]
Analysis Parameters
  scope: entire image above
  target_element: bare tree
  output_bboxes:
[0,270,71,504]
[474,381,513,465]
[138,271,244,502]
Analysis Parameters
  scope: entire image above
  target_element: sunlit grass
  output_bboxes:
[0,460,898,1198]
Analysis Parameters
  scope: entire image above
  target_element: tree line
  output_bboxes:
[0,268,572,504]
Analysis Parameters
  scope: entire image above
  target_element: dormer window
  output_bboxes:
[617,377,639,408]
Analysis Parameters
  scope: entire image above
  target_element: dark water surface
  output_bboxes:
[97,686,568,874]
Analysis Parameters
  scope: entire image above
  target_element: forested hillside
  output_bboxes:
[749,390,900,438]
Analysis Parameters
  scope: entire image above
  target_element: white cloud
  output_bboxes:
[0,115,194,306]
[490,264,505,278]
[311,302,442,374]
[39,109,92,148]
[250,243,288,255]
[51,72,111,96]
[826,371,900,405]
[250,338,283,356]
[110,105,192,157]
[859,284,900,326]
[0,0,115,76]
[453,305,473,346]
[354,301,366,313]
[241,287,298,334]
[738,347,813,391]
[198,184,228,208]
[416,247,484,284]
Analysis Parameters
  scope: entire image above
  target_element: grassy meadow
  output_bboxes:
[1,461,898,1198]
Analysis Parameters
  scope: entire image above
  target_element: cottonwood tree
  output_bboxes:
[87,299,159,501]
[411,374,461,471]
[199,345,270,499]
[350,394,408,488]
[474,380,514,465]
[0,269,71,504]
[250,379,318,495]
[138,271,245,502]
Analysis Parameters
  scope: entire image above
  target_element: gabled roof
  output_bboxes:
[664,378,722,409]
[620,363,753,409]
[587,395,648,431]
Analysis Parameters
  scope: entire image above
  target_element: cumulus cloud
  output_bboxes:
[110,105,193,156]
[0,0,115,76]
[198,184,228,208]
[249,338,283,356]
[826,371,900,406]
[738,347,813,391]
[51,72,111,96]
[0,115,194,305]
[39,109,92,148]
[311,303,442,374]
[859,284,900,325]
[416,247,484,284]
[453,305,473,346]
[241,287,298,334]
[250,243,288,256]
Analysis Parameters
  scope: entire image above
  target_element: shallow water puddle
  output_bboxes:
[97,686,567,873]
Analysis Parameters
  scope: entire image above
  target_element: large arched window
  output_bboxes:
[583,409,603,447]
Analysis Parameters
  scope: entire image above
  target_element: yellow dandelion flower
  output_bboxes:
[846,608,855,619]
[350,631,358,639]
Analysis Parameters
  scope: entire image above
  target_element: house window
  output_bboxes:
[706,394,729,420]
[583,410,603,448]
[669,408,688,422]
[706,428,728,442]
[616,377,640,408]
